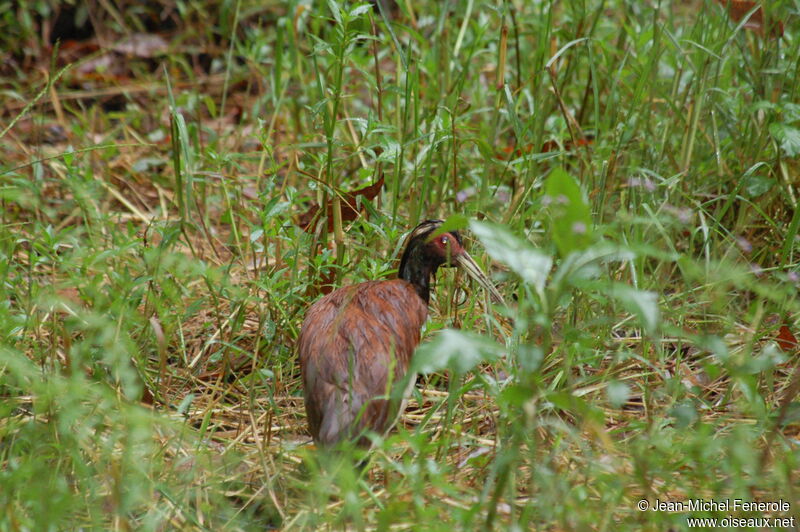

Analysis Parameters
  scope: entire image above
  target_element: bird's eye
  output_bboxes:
[441,236,449,245]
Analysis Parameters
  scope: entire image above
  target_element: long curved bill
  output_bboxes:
[456,252,506,306]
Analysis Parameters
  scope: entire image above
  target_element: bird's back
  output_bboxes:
[298,279,427,445]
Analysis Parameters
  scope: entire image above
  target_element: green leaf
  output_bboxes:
[742,174,775,198]
[498,384,535,408]
[176,393,195,415]
[783,103,800,123]
[62,148,74,166]
[611,284,660,334]
[469,220,552,296]
[769,123,800,157]
[132,157,166,173]
[606,380,631,409]
[739,343,785,374]
[670,401,698,429]
[546,391,575,411]
[517,344,544,372]
[699,335,729,363]
[412,329,503,375]
[435,214,470,236]
[778,402,800,427]
[550,243,635,289]
[545,391,603,423]
[544,167,593,257]
[327,0,342,24]
[349,3,373,18]
[249,228,264,243]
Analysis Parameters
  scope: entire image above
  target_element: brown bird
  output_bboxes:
[298,219,502,446]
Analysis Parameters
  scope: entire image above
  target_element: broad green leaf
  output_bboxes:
[544,167,593,257]
[551,243,635,288]
[778,402,800,427]
[735,375,760,404]
[470,220,552,295]
[699,335,729,362]
[606,380,631,409]
[327,0,342,24]
[544,391,603,423]
[349,3,373,18]
[249,228,264,243]
[769,123,800,157]
[412,329,502,375]
[498,384,535,408]
[177,393,195,415]
[517,344,544,372]
[546,391,575,411]
[742,174,775,197]
[670,401,698,429]
[739,343,785,374]
[784,102,800,123]
[611,284,660,334]
[436,214,470,236]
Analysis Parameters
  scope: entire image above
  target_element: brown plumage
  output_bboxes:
[298,220,502,446]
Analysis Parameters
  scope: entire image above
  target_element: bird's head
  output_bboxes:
[399,220,504,304]
[403,219,464,268]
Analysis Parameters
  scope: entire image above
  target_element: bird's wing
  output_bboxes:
[355,280,428,376]
[298,280,427,445]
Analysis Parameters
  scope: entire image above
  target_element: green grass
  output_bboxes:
[1,0,800,529]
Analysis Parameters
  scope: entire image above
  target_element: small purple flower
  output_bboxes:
[736,236,752,254]
[456,187,476,203]
[572,221,587,234]
[750,264,764,277]
[665,204,693,224]
[627,176,656,192]
[788,271,799,282]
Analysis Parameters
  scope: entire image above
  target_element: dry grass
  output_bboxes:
[2,0,800,529]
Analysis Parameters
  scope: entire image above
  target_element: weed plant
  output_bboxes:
[1,0,799,529]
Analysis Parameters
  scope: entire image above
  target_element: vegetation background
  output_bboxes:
[1,0,799,529]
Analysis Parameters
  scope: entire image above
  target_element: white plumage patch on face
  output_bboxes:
[407,220,443,242]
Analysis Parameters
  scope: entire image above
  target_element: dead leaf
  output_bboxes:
[140,386,155,406]
[497,136,594,160]
[542,136,594,153]
[715,1,784,37]
[297,175,384,232]
[777,325,798,352]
